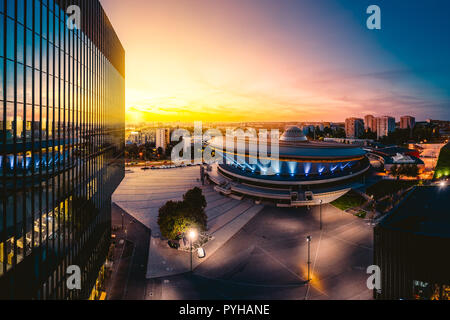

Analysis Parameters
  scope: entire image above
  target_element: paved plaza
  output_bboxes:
[112,166,264,278]
[111,166,374,300]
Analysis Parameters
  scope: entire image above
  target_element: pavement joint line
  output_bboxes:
[192,273,308,289]
[210,203,259,236]
[255,245,306,284]
[207,201,247,222]
[325,234,373,251]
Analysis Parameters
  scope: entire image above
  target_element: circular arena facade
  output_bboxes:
[204,126,370,207]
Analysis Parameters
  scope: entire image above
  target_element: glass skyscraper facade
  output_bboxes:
[0,0,125,299]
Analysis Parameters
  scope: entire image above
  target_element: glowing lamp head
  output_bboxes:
[188,230,197,241]
[306,236,312,242]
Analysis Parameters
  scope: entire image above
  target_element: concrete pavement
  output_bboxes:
[112,166,264,279]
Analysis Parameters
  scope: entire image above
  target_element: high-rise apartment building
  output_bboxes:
[345,118,364,138]
[364,115,377,133]
[0,0,125,299]
[156,128,170,151]
[400,116,416,130]
[376,116,396,139]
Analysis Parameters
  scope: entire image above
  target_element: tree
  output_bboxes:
[183,187,207,212]
[157,188,208,240]
[403,164,419,178]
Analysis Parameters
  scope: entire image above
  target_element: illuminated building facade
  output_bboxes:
[0,0,125,299]
[376,116,396,139]
[345,118,364,139]
[206,126,370,207]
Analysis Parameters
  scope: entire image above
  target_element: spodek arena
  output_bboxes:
[204,126,370,207]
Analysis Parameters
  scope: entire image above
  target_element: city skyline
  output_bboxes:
[101,0,450,123]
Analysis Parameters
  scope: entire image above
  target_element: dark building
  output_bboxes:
[0,0,125,299]
[374,186,450,300]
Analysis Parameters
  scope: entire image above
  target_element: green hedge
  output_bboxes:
[434,143,450,179]
[331,190,366,211]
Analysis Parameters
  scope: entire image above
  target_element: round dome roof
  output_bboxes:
[280,126,308,142]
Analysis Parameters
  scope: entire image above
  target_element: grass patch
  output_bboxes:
[434,143,450,179]
[331,190,366,211]
[366,180,416,200]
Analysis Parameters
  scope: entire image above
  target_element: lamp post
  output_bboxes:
[306,236,312,282]
[188,229,197,273]
[319,200,323,230]
[121,213,124,230]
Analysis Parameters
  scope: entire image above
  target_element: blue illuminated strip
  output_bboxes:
[304,163,311,176]
[318,165,325,175]
[288,162,297,176]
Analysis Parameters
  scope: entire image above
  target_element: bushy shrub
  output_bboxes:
[158,187,207,240]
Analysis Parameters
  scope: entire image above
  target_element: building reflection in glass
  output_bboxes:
[0,0,125,299]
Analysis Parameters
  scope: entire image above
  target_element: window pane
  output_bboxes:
[17,63,24,103]
[34,0,40,34]
[26,0,33,29]
[17,24,24,64]
[6,0,14,19]
[0,57,4,98]
[6,59,13,101]
[0,14,4,57]
[26,29,32,66]
[17,0,24,24]
[6,17,14,60]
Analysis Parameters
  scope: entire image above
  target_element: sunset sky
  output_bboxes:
[100,0,450,123]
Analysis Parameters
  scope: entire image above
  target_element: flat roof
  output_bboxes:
[370,146,417,157]
[208,137,367,160]
[380,186,450,238]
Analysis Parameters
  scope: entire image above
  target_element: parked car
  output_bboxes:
[197,247,206,259]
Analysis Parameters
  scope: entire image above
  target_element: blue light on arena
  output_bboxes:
[271,160,281,175]
[304,162,311,176]
[318,165,325,175]
[258,164,268,175]
[340,162,350,171]
[288,162,297,175]
[331,164,339,173]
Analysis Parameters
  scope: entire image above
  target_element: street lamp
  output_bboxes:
[306,236,312,282]
[188,229,197,273]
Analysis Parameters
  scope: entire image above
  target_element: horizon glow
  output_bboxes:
[100,0,450,123]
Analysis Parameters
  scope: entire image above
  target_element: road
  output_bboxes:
[108,203,151,300]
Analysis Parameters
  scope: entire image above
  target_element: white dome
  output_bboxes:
[280,126,308,142]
